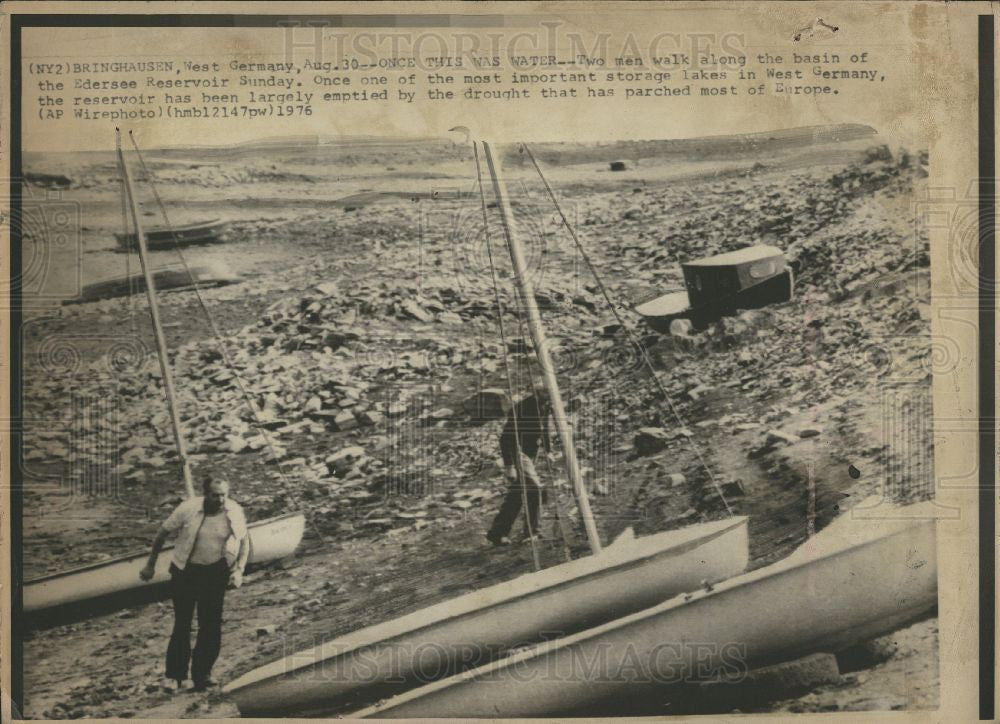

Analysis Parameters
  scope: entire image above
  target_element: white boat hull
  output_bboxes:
[353,502,937,718]
[225,516,749,717]
[24,512,305,628]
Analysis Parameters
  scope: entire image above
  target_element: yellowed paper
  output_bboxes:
[0,1,993,721]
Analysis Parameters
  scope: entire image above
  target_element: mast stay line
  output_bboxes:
[116,129,196,499]
[481,141,603,555]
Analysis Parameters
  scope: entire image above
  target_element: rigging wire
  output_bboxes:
[448,163,570,562]
[514,306,576,562]
[500,167,584,556]
[126,131,327,545]
[499,155,601,551]
[473,142,541,571]
[116,132,136,332]
[521,143,733,516]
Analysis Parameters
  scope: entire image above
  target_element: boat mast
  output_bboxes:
[481,141,602,555]
[116,130,196,499]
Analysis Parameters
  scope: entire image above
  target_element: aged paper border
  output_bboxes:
[0,1,995,721]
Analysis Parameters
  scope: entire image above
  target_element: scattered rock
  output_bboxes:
[400,300,433,322]
[835,635,900,673]
[720,479,746,497]
[634,427,671,456]
[670,318,694,337]
[664,472,686,487]
[765,429,800,446]
[687,384,712,401]
[460,388,509,421]
[332,410,357,432]
[358,410,384,427]
[326,446,366,466]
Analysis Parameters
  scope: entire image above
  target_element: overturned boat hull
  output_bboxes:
[354,501,936,718]
[24,511,305,629]
[224,516,750,717]
[64,261,240,305]
[114,219,229,251]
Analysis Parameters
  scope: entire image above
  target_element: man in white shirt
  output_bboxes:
[140,477,249,692]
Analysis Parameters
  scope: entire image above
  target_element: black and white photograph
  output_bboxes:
[17,124,940,717]
[3,3,992,722]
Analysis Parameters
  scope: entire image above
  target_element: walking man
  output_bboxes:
[487,388,553,546]
[140,476,249,692]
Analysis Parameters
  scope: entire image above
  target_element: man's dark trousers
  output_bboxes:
[489,454,542,540]
[166,559,228,684]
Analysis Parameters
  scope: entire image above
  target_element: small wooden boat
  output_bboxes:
[114,218,229,251]
[224,516,749,717]
[64,261,240,305]
[353,499,936,718]
[24,512,305,629]
[636,244,794,330]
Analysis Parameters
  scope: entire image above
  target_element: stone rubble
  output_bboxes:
[24,148,931,577]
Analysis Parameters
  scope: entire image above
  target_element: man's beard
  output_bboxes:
[204,500,222,514]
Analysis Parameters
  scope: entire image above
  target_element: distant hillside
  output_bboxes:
[23,124,880,175]
[502,124,878,167]
[151,124,878,168]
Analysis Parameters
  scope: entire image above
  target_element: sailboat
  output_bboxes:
[345,145,938,718]
[23,133,305,629]
[353,497,937,718]
[223,140,750,717]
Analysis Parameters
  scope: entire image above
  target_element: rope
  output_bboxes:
[514,313,575,562]
[502,207,574,563]
[473,142,541,571]
[444,170,544,549]
[521,143,733,516]
[497,156,590,556]
[116,133,136,332]
[501,177,578,559]
[126,132,327,545]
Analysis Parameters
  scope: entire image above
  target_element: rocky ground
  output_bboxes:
[18,131,937,717]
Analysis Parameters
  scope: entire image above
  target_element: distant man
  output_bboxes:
[140,477,249,692]
[487,389,553,546]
